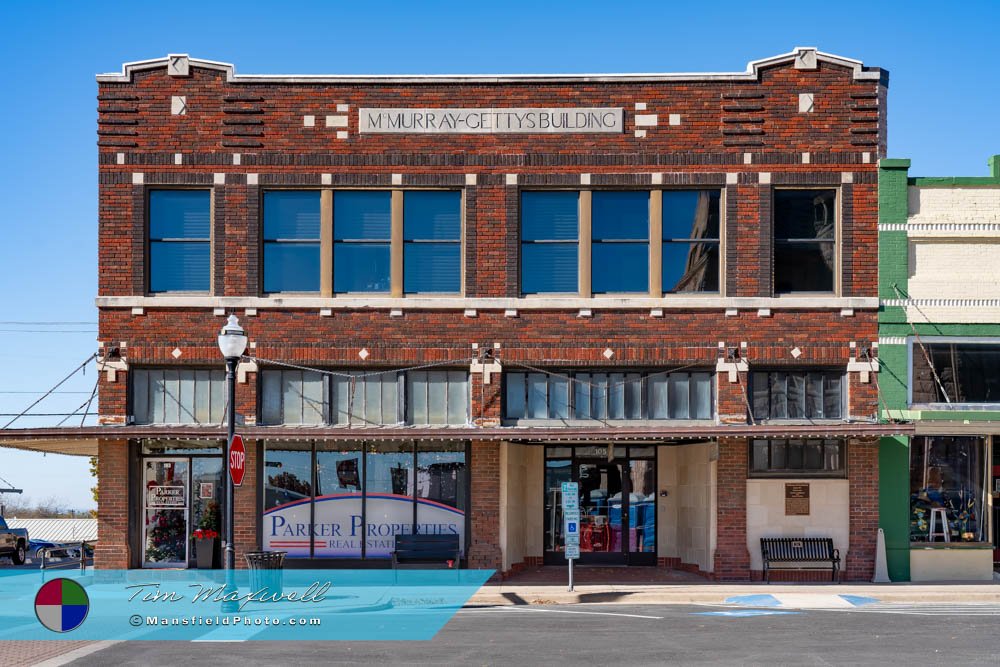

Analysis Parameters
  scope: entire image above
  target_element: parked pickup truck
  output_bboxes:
[0,516,28,564]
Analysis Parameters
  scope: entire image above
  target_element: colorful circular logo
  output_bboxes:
[34,578,89,633]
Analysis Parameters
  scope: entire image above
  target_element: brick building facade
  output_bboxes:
[4,48,910,580]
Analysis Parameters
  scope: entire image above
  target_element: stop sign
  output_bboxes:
[228,434,246,487]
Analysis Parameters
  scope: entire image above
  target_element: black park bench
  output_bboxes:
[391,533,461,569]
[760,537,840,583]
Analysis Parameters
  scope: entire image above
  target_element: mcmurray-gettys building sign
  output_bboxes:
[359,107,624,134]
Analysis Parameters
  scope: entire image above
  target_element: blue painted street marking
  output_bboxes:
[839,595,879,607]
[724,594,781,607]
[695,610,800,617]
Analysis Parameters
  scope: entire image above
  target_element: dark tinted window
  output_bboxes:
[751,371,843,419]
[912,342,1000,404]
[662,191,720,293]
[750,438,846,477]
[773,190,836,293]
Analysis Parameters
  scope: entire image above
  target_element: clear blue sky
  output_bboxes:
[0,1,997,511]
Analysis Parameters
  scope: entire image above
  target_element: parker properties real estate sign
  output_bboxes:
[359,107,623,134]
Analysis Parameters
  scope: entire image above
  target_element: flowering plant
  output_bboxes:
[192,529,218,540]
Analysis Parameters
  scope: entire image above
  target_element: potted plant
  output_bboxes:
[193,529,219,569]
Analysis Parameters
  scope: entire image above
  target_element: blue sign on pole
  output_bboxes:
[561,482,580,560]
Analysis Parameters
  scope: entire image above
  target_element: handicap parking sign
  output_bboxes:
[567,522,577,533]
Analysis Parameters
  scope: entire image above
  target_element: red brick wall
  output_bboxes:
[468,439,502,572]
[846,436,879,580]
[714,437,750,580]
[95,439,129,569]
[233,439,260,568]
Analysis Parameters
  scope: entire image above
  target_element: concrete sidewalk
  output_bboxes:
[470,581,1000,606]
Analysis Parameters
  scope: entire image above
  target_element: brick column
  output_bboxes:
[468,439,502,573]
[847,436,879,580]
[714,437,750,580]
[95,438,130,569]
[233,439,260,568]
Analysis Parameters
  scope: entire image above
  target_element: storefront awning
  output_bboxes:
[0,421,915,454]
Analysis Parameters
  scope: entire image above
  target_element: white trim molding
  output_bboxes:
[97,48,881,84]
[96,295,881,311]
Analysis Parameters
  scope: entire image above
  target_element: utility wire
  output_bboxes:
[0,321,97,325]
[2,353,98,429]
[891,284,951,403]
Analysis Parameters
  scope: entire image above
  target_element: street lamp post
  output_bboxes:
[218,314,248,572]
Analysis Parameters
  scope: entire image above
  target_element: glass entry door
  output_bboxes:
[143,458,190,568]
[544,445,656,565]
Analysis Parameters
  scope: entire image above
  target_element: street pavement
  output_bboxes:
[52,601,1000,666]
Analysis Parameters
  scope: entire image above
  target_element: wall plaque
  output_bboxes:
[359,107,623,134]
[785,483,810,516]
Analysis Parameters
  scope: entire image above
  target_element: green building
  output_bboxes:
[878,155,1000,581]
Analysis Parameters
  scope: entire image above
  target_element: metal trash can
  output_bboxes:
[244,551,286,595]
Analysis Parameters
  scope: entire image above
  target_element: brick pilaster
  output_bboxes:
[847,436,879,580]
[468,439,502,572]
[233,439,260,568]
[714,437,750,580]
[95,438,130,569]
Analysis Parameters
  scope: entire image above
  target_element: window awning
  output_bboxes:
[0,421,915,454]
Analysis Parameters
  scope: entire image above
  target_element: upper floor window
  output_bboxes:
[504,369,714,421]
[911,340,1000,406]
[662,191,720,293]
[263,191,321,293]
[591,191,649,294]
[773,190,836,293]
[132,368,225,424]
[333,191,392,293]
[259,369,468,426]
[403,191,462,294]
[521,191,579,294]
[148,190,211,293]
[751,370,844,420]
[520,189,722,296]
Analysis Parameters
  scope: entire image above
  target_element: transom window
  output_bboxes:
[260,369,469,426]
[132,368,226,424]
[911,341,1000,406]
[148,190,211,293]
[773,189,837,293]
[751,370,844,420]
[750,438,846,477]
[504,370,714,421]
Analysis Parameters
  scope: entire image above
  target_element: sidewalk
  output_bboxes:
[470,566,1000,606]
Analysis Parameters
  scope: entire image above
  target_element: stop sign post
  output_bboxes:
[229,434,246,487]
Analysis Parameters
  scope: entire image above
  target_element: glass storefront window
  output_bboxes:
[190,457,222,567]
[314,443,363,558]
[417,442,467,553]
[263,440,467,560]
[142,459,189,567]
[365,442,414,558]
[263,441,313,558]
[910,436,990,543]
